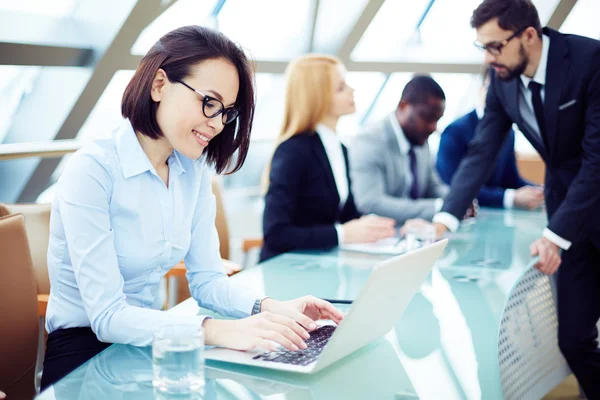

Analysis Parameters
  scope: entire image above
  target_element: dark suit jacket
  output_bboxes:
[441,27,600,246]
[260,132,361,262]
[436,110,531,208]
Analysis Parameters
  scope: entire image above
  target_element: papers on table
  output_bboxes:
[339,237,407,255]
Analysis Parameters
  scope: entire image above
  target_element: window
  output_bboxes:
[131,0,217,55]
[560,0,600,40]
[0,0,80,17]
[218,0,313,60]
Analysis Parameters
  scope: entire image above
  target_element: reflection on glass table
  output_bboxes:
[37,323,417,400]
[37,209,562,400]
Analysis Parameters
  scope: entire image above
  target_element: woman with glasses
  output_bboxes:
[42,26,343,390]
[261,54,396,262]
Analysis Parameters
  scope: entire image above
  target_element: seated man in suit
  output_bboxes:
[436,66,544,209]
[349,75,449,224]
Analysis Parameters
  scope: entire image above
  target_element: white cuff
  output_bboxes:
[434,198,444,213]
[433,212,460,232]
[335,223,344,245]
[543,228,572,250]
[503,189,515,209]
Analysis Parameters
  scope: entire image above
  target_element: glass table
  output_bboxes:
[37,209,570,399]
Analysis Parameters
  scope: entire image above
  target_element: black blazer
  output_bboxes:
[441,27,600,245]
[260,132,361,262]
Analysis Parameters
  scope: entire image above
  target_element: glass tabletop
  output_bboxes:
[37,209,548,400]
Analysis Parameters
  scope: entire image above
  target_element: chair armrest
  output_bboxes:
[166,259,242,279]
[38,294,49,318]
[165,261,186,278]
[222,259,242,276]
[242,238,263,253]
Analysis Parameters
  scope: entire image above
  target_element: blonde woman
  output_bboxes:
[261,54,396,262]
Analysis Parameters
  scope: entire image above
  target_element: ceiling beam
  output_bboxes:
[546,0,577,30]
[346,61,483,74]
[308,0,320,52]
[255,60,482,74]
[0,140,81,161]
[16,0,181,202]
[0,42,93,67]
[336,0,386,62]
[0,12,92,49]
[54,1,178,145]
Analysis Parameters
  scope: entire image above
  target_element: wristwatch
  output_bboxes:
[252,297,265,315]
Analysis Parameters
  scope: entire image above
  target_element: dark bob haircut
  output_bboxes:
[122,25,255,174]
[471,0,542,37]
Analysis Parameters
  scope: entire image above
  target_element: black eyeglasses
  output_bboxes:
[175,79,239,125]
[474,26,529,55]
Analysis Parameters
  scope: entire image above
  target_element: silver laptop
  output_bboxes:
[204,239,448,374]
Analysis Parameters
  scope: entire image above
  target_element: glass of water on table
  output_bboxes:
[153,324,205,394]
[404,220,436,252]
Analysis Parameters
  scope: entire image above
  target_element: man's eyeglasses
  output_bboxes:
[175,79,239,125]
[474,26,529,56]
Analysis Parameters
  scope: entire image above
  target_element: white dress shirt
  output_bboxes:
[46,120,258,346]
[389,114,443,212]
[316,123,349,244]
[518,34,549,149]
[434,34,571,250]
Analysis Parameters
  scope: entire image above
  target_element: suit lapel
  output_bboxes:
[543,28,570,156]
[383,118,405,193]
[384,118,402,156]
[311,132,340,205]
[507,78,523,126]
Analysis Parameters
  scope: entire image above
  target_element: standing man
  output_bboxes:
[349,75,449,224]
[436,66,544,209]
[433,1,600,396]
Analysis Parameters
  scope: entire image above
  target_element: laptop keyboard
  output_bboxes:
[252,325,336,366]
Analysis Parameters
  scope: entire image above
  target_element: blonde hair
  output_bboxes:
[263,54,342,189]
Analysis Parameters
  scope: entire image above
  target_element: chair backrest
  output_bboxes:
[0,203,51,294]
[211,178,230,260]
[0,214,39,399]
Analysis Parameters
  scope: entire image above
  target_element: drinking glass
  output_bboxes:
[152,324,205,394]
[405,223,436,251]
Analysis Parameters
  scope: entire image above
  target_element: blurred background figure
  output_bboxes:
[436,65,544,210]
[349,75,448,224]
[261,54,396,262]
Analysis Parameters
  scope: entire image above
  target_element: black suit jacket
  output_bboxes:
[442,28,600,246]
[260,132,361,262]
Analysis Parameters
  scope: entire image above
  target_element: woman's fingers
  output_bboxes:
[261,313,308,350]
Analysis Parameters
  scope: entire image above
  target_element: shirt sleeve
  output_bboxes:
[184,165,258,318]
[432,212,460,232]
[57,150,209,346]
[334,223,345,245]
[543,228,572,250]
[503,189,515,209]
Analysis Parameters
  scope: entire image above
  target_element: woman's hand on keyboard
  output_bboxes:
[203,312,309,352]
[261,296,344,329]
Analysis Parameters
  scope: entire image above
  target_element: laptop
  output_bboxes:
[205,338,418,399]
[204,239,448,374]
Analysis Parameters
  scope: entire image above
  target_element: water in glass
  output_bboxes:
[152,324,205,394]
[405,223,436,252]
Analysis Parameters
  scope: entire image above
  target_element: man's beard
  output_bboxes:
[492,44,529,81]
